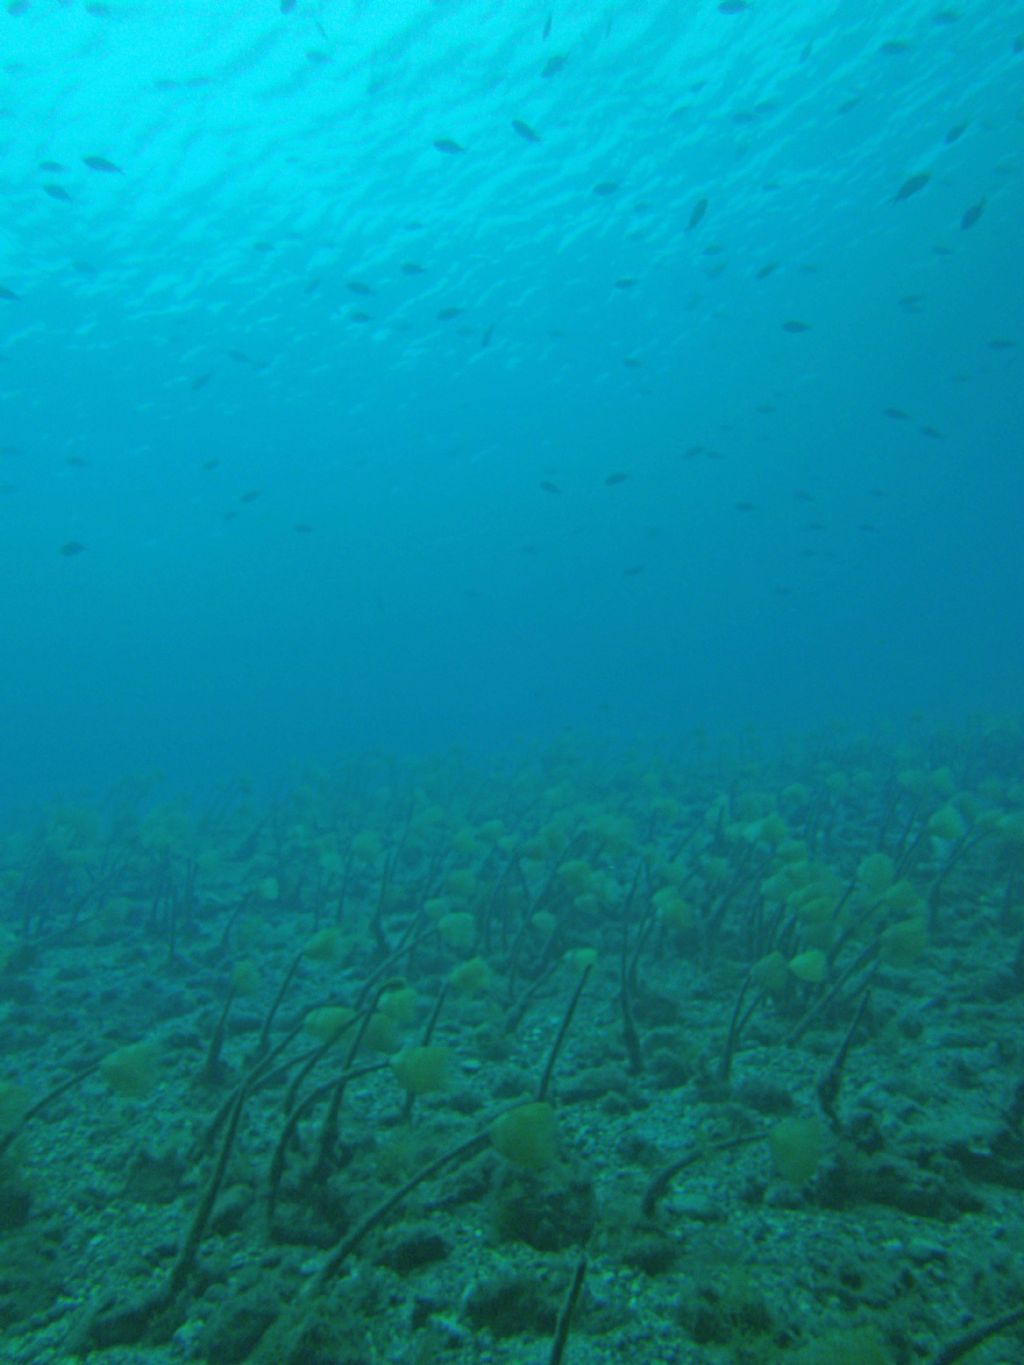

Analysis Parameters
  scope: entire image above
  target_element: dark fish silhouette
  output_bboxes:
[687,197,709,230]
[593,181,619,196]
[401,261,426,275]
[895,172,930,201]
[512,119,542,143]
[945,122,968,144]
[756,261,778,279]
[782,320,811,332]
[0,286,19,301]
[433,138,465,154]
[541,54,567,78]
[718,1,750,12]
[240,489,261,503]
[960,199,985,230]
[347,280,374,295]
[83,155,124,174]
[43,183,73,202]
[191,372,213,391]
[437,307,463,320]
[614,278,638,289]
[60,541,86,556]
[39,160,66,172]
[540,480,561,494]
[884,407,909,420]
[604,472,629,485]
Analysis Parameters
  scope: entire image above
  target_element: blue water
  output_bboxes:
[1,0,1021,800]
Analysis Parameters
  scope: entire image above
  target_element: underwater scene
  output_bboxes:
[1,1,1023,1363]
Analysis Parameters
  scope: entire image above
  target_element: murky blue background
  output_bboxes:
[1,1,1021,800]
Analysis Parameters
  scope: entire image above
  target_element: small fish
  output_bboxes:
[540,480,561,494]
[202,458,220,471]
[794,490,815,502]
[305,277,321,293]
[755,261,778,279]
[350,311,371,322]
[681,445,704,459]
[879,40,911,55]
[735,501,757,512]
[894,172,930,202]
[604,472,629,486]
[960,199,985,230]
[43,183,73,202]
[0,286,19,301]
[614,278,638,290]
[718,1,750,12]
[622,564,645,577]
[542,12,552,40]
[227,349,251,364]
[433,138,465,154]
[988,337,1015,349]
[918,426,944,439]
[511,119,541,143]
[83,155,124,174]
[293,523,314,533]
[240,489,261,503]
[437,307,463,320]
[541,54,567,78]
[686,197,708,230]
[480,326,493,348]
[66,456,89,467]
[280,0,296,12]
[945,122,968,144]
[60,541,86,556]
[593,181,619,196]
[401,261,426,275]
[39,160,66,172]
[347,280,374,295]
[191,372,213,391]
[883,407,909,420]
[782,319,810,332]
[836,95,862,115]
